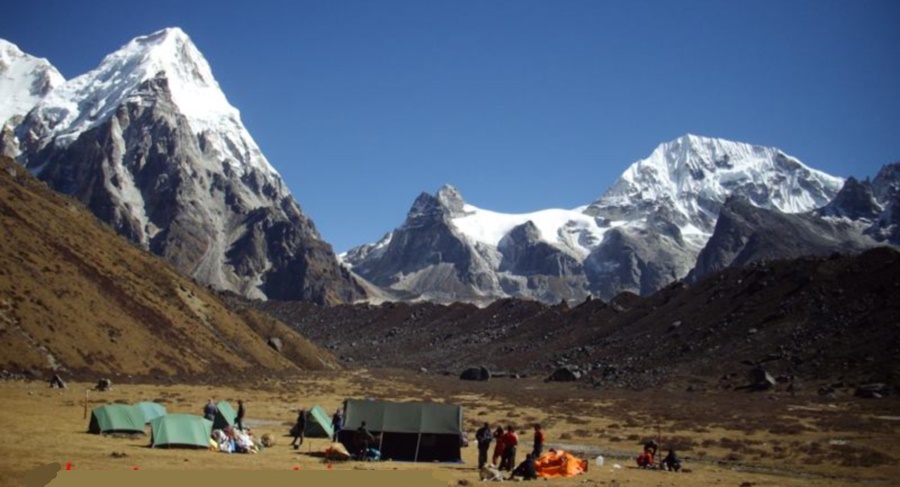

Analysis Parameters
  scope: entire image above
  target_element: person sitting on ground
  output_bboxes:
[636,445,655,469]
[509,453,538,481]
[661,449,682,472]
[643,439,658,457]
[479,463,504,482]
[290,408,306,449]
[95,378,112,391]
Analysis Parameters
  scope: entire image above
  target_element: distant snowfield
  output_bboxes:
[451,204,614,258]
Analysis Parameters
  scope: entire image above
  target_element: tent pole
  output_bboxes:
[83,389,88,419]
[414,433,422,463]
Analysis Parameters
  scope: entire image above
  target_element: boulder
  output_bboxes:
[545,367,582,382]
[749,367,776,390]
[266,337,283,353]
[855,383,889,399]
[459,366,491,381]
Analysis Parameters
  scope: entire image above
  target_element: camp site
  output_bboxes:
[2,368,899,487]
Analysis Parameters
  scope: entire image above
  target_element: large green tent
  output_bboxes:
[150,414,213,449]
[134,401,167,424]
[342,399,463,462]
[88,404,146,434]
[304,405,335,438]
[214,401,237,430]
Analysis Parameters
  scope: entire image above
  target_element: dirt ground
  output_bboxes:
[1,370,898,487]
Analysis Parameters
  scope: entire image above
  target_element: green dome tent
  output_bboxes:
[88,404,146,434]
[134,401,167,424]
[150,414,213,449]
[304,405,335,438]
[214,401,237,430]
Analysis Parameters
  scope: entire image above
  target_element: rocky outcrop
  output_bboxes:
[689,196,879,282]
[344,186,501,303]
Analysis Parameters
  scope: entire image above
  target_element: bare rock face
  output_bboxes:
[584,224,695,298]
[11,29,364,304]
[689,196,880,282]
[867,163,900,245]
[346,187,498,303]
[690,162,900,283]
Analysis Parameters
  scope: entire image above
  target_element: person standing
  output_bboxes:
[475,422,493,469]
[532,424,545,458]
[491,426,506,467]
[203,399,218,423]
[357,421,375,459]
[501,426,518,471]
[331,407,344,442]
[234,400,246,431]
[290,408,306,449]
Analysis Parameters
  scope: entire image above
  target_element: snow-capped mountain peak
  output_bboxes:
[345,134,848,304]
[102,27,236,132]
[589,134,844,233]
[0,39,65,126]
[25,27,275,176]
[7,28,364,304]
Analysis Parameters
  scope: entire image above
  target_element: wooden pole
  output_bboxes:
[83,389,89,419]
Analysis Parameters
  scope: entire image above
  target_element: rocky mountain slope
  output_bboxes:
[2,29,364,304]
[344,135,845,303]
[691,162,900,281]
[256,246,900,392]
[689,196,878,282]
[0,155,338,378]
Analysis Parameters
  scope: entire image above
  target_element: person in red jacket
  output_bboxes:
[491,426,506,467]
[636,445,655,468]
[500,426,519,471]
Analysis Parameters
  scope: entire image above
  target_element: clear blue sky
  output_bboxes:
[4,1,899,252]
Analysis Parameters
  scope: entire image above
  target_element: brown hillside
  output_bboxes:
[0,156,338,378]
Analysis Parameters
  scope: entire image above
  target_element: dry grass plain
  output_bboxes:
[1,370,898,487]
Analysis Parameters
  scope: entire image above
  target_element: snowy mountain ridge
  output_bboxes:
[23,27,276,178]
[407,135,842,264]
[344,134,847,303]
[0,39,64,135]
[587,134,843,227]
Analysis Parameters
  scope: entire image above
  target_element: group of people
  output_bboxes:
[475,423,545,481]
[636,439,682,472]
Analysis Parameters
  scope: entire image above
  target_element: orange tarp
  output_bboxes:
[534,450,588,478]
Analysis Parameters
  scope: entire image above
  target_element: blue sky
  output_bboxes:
[4,0,899,252]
